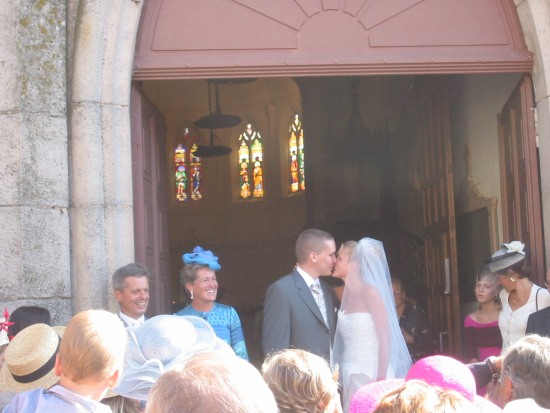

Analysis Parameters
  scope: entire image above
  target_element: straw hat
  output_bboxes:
[0,323,65,392]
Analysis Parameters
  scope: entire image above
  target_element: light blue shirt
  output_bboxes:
[3,385,112,413]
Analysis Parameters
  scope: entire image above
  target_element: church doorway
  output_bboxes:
[131,0,537,360]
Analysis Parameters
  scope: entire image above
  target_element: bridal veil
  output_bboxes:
[332,237,412,382]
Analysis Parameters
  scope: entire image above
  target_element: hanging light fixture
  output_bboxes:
[194,80,242,129]
[193,128,232,158]
[193,79,257,157]
[192,80,241,157]
[335,77,368,164]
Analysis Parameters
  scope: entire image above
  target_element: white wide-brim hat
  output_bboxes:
[0,323,65,393]
[115,314,233,401]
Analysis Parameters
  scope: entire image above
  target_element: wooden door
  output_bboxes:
[498,75,545,282]
[417,77,461,355]
[131,83,172,316]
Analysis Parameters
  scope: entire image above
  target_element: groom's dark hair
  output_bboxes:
[295,229,334,264]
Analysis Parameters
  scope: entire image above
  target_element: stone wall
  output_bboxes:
[0,1,71,325]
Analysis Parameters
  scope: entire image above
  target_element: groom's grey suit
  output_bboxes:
[262,270,338,362]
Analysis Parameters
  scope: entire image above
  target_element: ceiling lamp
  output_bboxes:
[333,77,369,164]
[194,80,242,129]
[193,79,257,157]
[193,128,233,158]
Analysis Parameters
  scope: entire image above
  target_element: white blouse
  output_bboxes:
[499,284,550,352]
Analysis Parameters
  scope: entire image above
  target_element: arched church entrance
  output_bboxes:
[130,0,538,360]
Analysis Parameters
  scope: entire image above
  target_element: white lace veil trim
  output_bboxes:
[332,237,411,379]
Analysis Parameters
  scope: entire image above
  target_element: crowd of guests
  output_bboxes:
[1,231,550,412]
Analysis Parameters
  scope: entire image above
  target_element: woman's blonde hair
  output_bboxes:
[339,240,358,258]
[477,266,502,308]
[373,380,476,413]
[261,349,339,413]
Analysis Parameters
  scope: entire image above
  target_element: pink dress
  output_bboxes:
[463,315,502,361]
[463,315,502,396]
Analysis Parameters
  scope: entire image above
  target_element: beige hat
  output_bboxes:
[0,323,65,392]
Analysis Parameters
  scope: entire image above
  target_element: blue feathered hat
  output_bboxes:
[182,246,221,271]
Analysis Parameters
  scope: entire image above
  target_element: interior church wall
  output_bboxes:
[142,79,307,309]
[307,77,382,225]
[141,75,424,310]
[449,73,522,245]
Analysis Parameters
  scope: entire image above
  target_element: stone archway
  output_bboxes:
[68,0,144,311]
[68,0,550,312]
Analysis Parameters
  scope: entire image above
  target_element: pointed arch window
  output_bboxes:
[238,123,264,199]
[289,114,305,193]
[174,128,202,202]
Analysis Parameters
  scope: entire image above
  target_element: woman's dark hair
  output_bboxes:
[493,244,531,279]
[8,306,51,337]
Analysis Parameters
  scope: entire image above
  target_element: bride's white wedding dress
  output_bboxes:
[332,238,411,412]
[337,311,396,412]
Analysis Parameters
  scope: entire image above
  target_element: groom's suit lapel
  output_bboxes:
[292,271,327,326]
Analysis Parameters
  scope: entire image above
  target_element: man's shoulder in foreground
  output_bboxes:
[526,306,550,336]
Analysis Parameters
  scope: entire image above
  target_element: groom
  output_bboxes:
[262,228,338,362]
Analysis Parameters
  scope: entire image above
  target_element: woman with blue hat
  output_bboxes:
[175,246,248,360]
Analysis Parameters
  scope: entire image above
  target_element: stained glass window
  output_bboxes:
[289,114,305,192]
[238,124,263,199]
[174,128,202,202]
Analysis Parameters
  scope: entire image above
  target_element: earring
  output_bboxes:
[190,291,194,300]
[510,276,516,282]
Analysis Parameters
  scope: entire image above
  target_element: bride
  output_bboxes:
[332,238,411,411]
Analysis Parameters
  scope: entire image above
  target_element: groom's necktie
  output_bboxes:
[310,280,328,326]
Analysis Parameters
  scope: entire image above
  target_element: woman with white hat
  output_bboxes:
[486,241,550,352]
[114,314,233,402]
